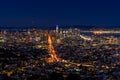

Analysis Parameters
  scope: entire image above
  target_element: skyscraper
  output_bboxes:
[56,25,59,33]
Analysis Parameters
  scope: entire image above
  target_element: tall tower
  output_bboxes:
[56,25,59,33]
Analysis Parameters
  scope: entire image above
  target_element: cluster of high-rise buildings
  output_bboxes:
[0,26,120,48]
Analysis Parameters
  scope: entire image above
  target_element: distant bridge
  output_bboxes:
[80,34,93,41]
[81,30,120,34]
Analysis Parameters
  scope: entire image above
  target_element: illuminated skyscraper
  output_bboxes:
[56,25,59,33]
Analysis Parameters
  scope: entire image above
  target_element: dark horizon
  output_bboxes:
[0,25,120,31]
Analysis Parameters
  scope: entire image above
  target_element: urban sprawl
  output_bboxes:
[0,26,120,80]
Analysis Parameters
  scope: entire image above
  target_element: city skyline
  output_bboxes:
[0,0,120,27]
[0,1,120,79]
[0,27,120,79]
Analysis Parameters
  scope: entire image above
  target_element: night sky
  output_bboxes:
[0,0,120,27]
